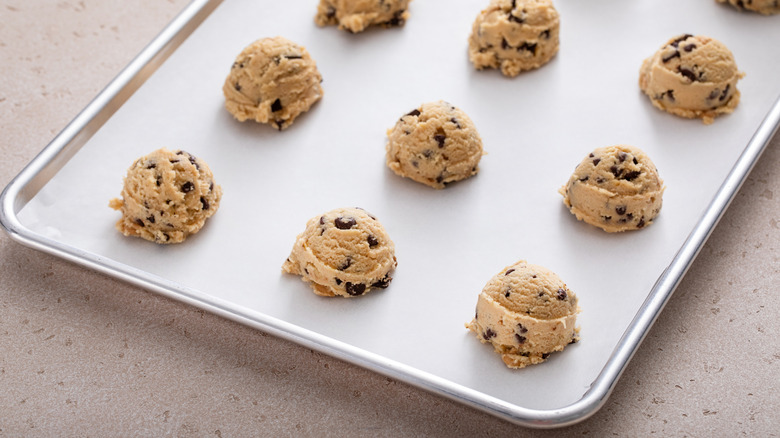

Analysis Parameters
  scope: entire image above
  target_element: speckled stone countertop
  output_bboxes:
[1,1,778,435]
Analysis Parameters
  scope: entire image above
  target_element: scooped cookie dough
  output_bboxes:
[466,260,580,369]
[283,207,397,297]
[468,0,560,77]
[560,145,664,233]
[109,148,222,244]
[315,0,412,33]
[639,34,745,125]
[386,101,484,189]
[223,36,323,130]
[716,0,780,15]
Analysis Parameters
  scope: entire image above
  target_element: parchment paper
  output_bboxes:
[17,0,780,410]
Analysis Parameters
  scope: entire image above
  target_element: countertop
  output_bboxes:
[1,1,778,435]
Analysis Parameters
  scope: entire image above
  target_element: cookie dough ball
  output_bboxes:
[716,0,780,15]
[639,34,745,125]
[466,260,580,369]
[283,207,397,298]
[386,101,483,189]
[559,145,664,233]
[315,0,412,33]
[109,148,222,244]
[468,0,560,77]
[223,36,323,130]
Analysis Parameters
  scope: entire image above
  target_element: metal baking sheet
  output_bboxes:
[2,0,779,428]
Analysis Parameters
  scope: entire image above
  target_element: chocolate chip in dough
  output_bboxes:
[334,217,357,230]
[345,282,366,296]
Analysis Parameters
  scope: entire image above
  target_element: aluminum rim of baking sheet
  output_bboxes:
[2,0,779,428]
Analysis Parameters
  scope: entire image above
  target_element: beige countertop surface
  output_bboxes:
[1,1,778,436]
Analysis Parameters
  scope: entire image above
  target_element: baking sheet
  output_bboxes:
[4,0,780,427]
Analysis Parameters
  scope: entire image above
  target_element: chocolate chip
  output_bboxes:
[678,67,696,82]
[450,117,461,129]
[404,109,420,120]
[156,176,161,187]
[371,275,392,289]
[339,257,352,271]
[707,89,720,100]
[610,165,622,178]
[666,89,675,102]
[540,29,550,39]
[319,216,325,225]
[433,133,446,147]
[284,55,302,60]
[422,149,433,159]
[483,328,497,340]
[532,274,537,278]
[556,289,567,300]
[181,181,195,193]
[505,268,515,275]
[367,235,379,247]
[508,13,524,24]
[683,43,696,52]
[169,159,179,163]
[579,176,589,182]
[720,84,730,102]
[345,282,366,296]
[518,42,537,55]
[334,217,357,229]
[515,334,527,344]
[436,174,444,184]
[501,38,510,50]
[275,119,285,130]
[592,158,601,166]
[616,206,627,215]
[234,83,241,91]
[602,215,612,221]
[335,278,342,285]
[633,157,639,165]
[662,50,680,63]
[637,217,646,228]
[626,213,634,220]
[596,177,605,184]
[135,219,145,227]
[271,99,283,112]
[622,170,641,181]
[541,353,550,360]
[326,6,336,18]
[385,10,405,26]
[505,289,511,298]
[146,162,156,169]
[518,323,528,333]
[188,154,200,170]
[670,34,693,48]
[201,197,209,210]
[618,152,628,163]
